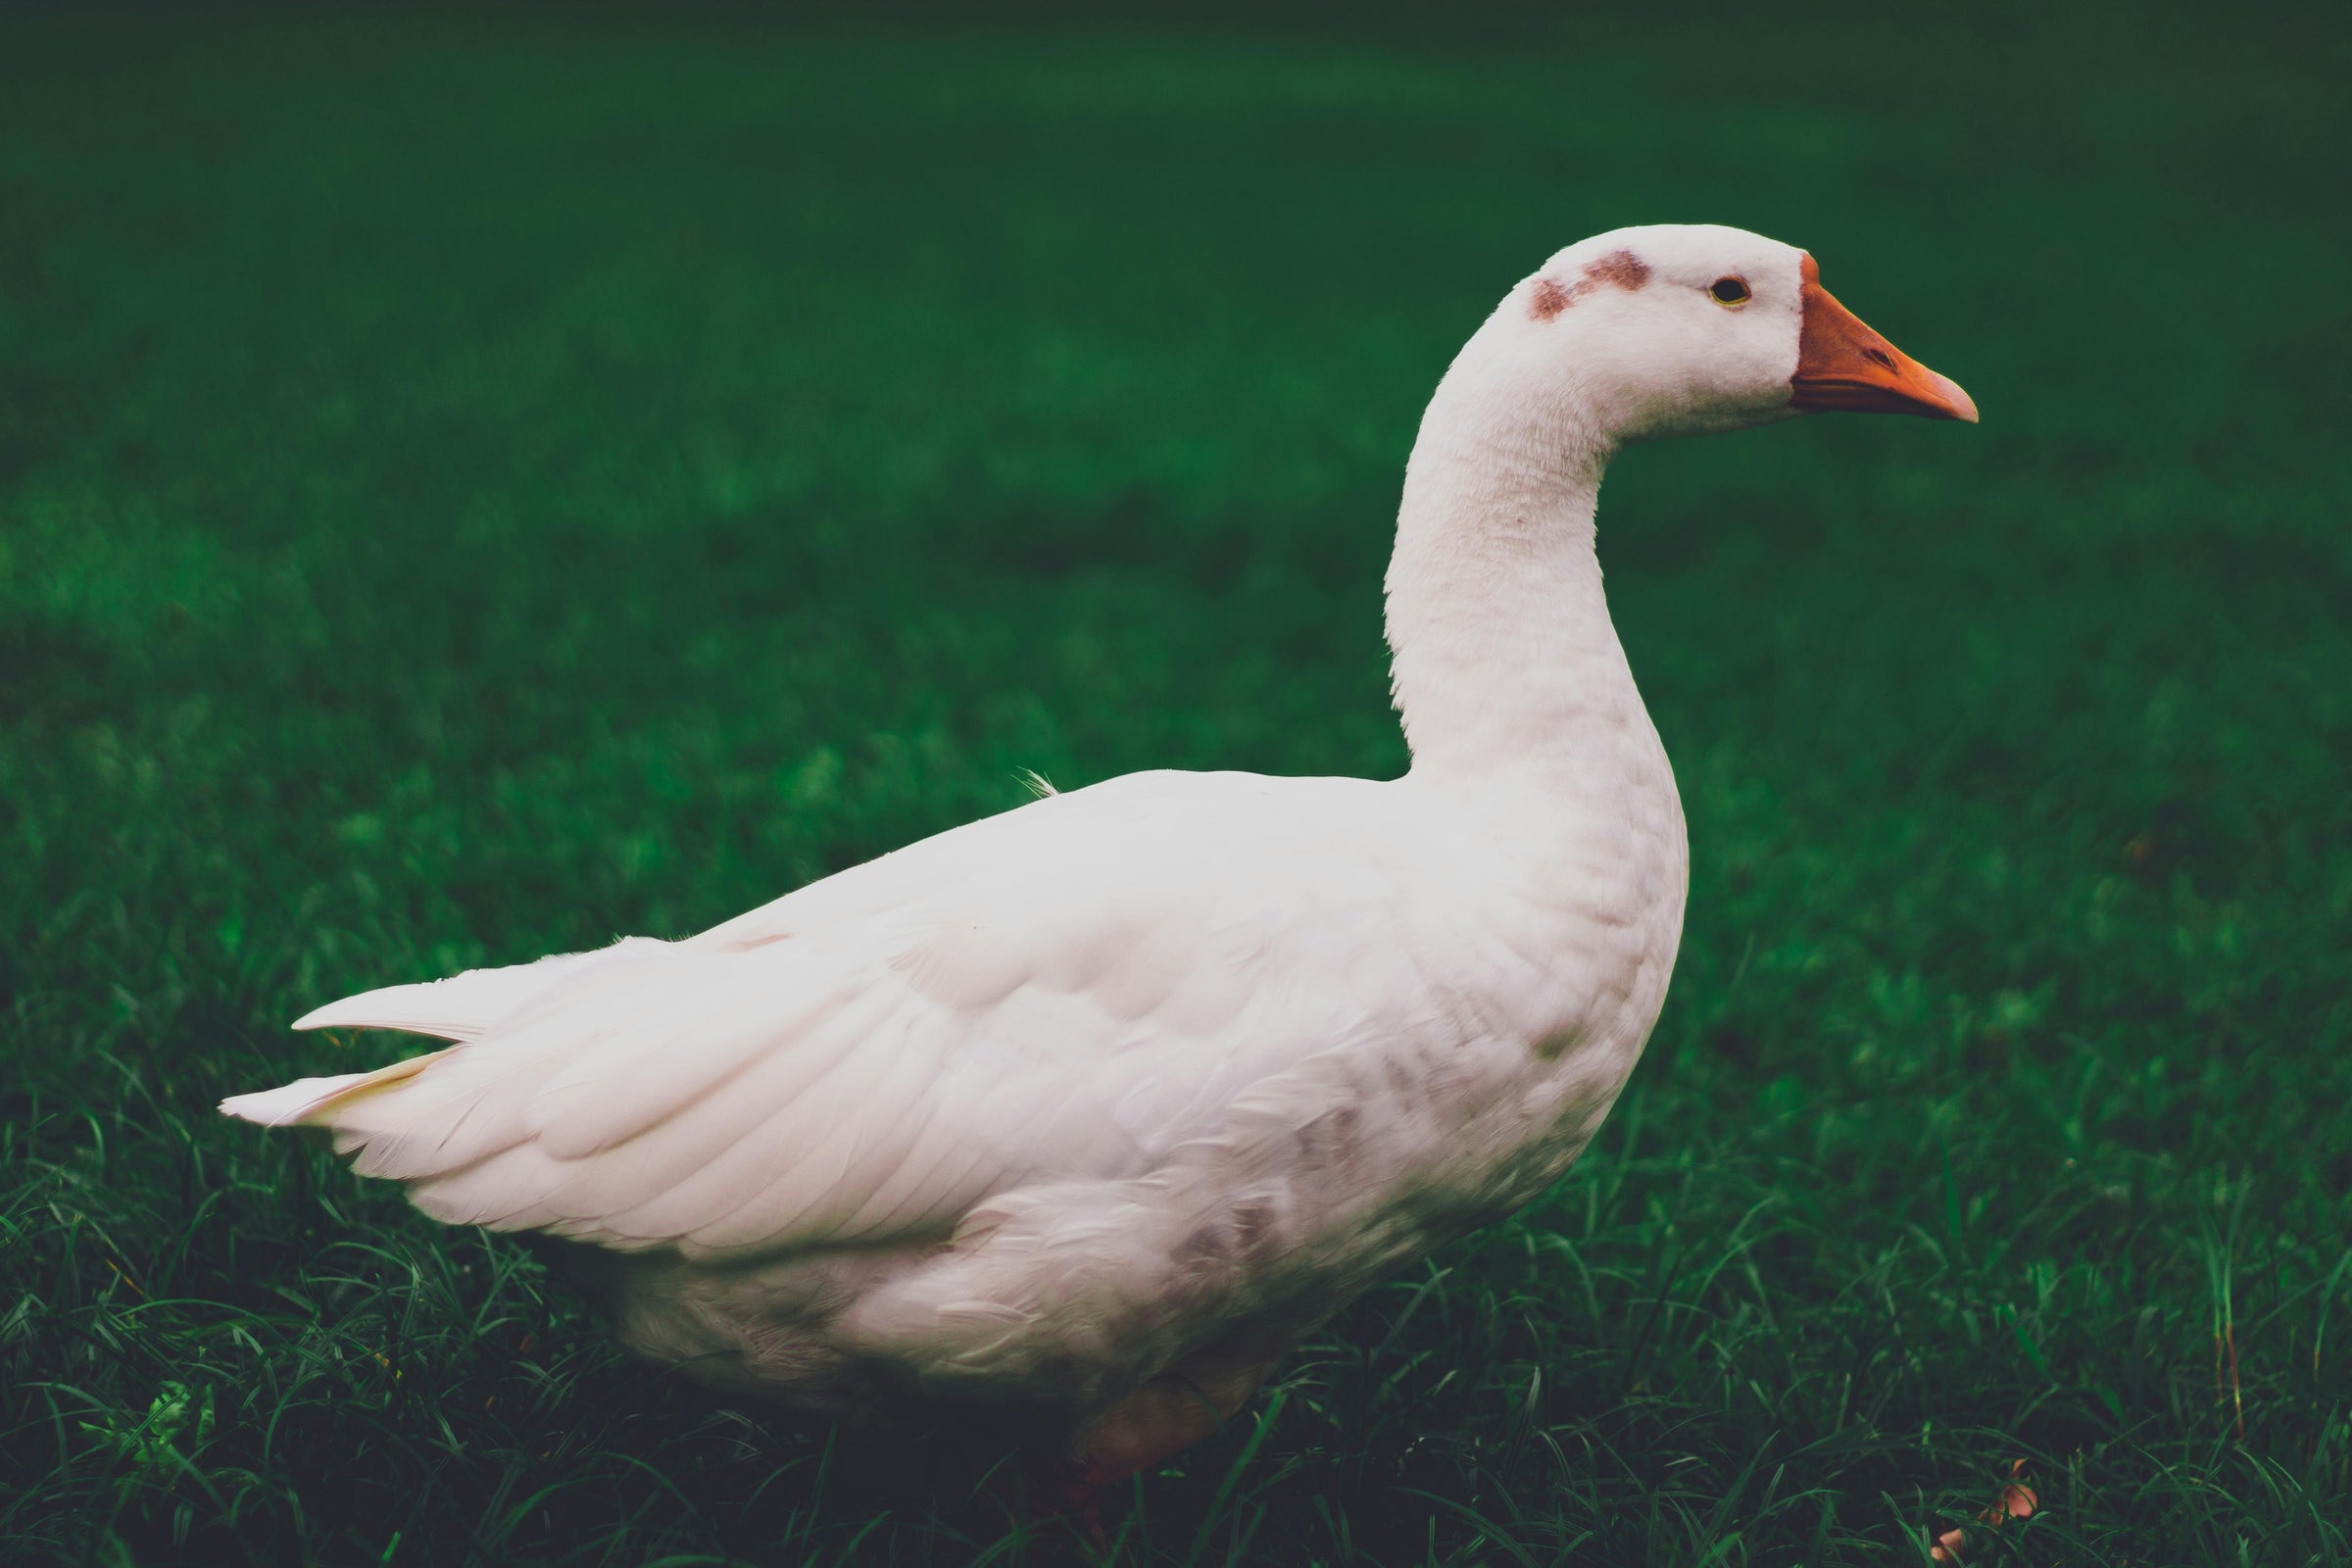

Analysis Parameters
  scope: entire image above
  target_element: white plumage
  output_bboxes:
[223,224,1971,1499]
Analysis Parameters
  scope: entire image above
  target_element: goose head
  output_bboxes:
[1462,222,1977,451]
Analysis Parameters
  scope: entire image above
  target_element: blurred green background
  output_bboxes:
[4,4,2348,1563]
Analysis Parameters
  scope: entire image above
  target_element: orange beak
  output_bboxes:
[1790,255,1978,422]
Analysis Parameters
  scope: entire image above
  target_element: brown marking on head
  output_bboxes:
[1582,248,1651,291]
[1530,248,1650,322]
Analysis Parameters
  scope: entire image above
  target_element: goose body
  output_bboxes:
[225,224,1972,1496]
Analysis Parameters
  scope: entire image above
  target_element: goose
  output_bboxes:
[223,223,1974,1517]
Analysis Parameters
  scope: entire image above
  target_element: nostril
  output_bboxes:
[1864,346,1896,370]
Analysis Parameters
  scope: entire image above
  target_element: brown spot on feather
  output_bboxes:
[1175,1224,1228,1271]
[1528,248,1650,322]
[1231,1201,1274,1260]
[1582,248,1651,291]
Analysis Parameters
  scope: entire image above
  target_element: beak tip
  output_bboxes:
[1932,372,1981,424]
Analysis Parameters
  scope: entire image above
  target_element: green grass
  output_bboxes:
[5,4,2350,1562]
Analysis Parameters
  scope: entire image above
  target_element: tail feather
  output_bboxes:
[219,1049,454,1127]
[290,940,669,1042]
[224,938,672,1131]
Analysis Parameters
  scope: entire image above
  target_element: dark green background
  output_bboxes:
[4,5,2347,1563]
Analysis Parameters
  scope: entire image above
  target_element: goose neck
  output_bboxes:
[1383,387,1652,794]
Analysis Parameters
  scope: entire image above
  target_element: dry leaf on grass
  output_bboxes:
[1929,1460,2038,1563]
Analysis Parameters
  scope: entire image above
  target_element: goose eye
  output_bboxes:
[1709,276,1751,306]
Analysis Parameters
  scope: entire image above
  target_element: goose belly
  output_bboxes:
[568,947,1676,1431]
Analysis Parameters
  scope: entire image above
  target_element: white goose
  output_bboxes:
[225,224,1973,1511]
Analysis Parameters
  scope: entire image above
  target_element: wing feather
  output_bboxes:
[227,772,1489,1265]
